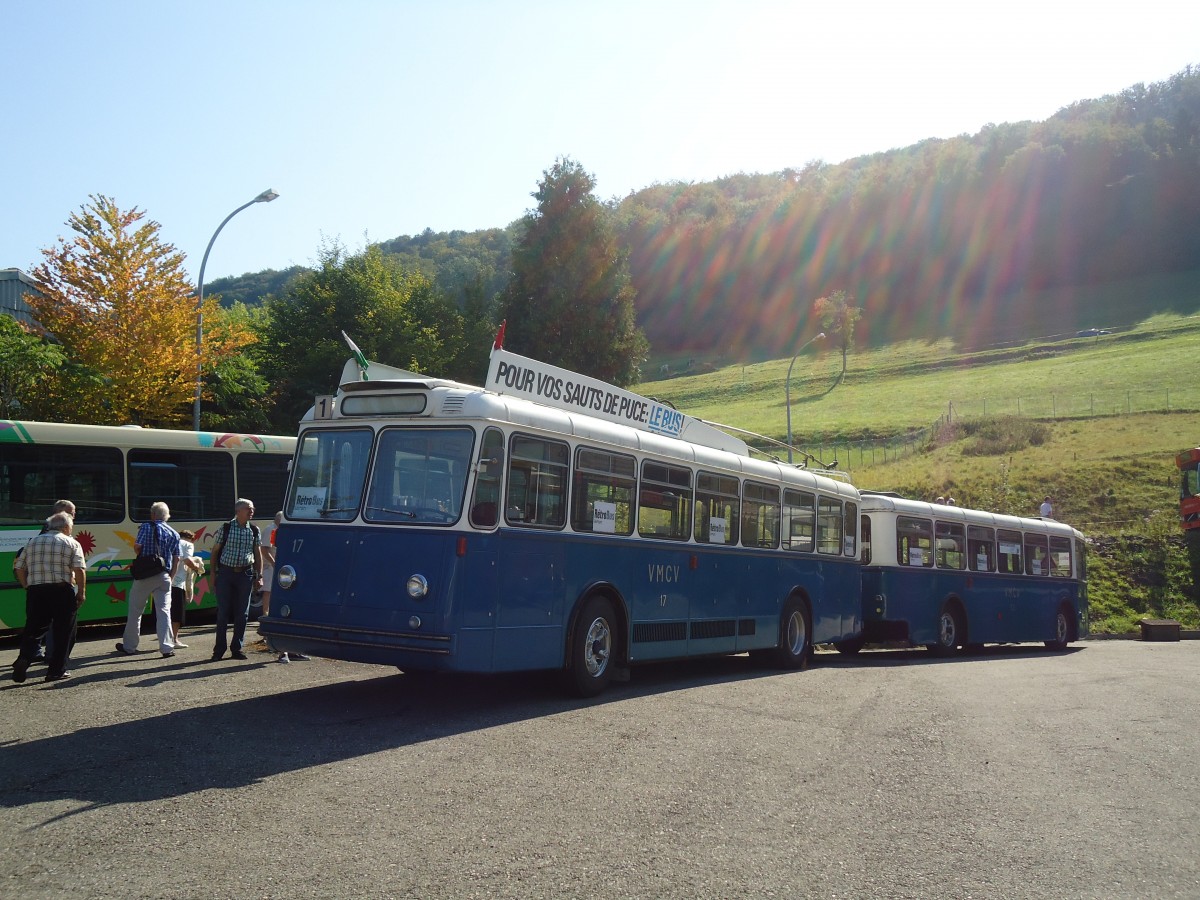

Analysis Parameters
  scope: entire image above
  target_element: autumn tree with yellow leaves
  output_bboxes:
[27,195,254,426]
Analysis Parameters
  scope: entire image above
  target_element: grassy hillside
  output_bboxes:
[636,314,1200,632]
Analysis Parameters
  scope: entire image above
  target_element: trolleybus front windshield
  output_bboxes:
[287,428,374,521]
[364,427,474,525]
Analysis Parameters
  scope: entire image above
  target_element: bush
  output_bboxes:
[959,416,1050,456]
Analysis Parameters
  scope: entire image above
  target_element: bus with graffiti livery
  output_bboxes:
[0,420,295,632]
[260,341,863,695]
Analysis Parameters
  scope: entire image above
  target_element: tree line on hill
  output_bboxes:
[6,65,1198,434]
[213,64,1200,362]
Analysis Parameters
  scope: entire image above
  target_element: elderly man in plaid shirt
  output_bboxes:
[115,501,181,658]
[12,512,87,683]
[211,498,265,662]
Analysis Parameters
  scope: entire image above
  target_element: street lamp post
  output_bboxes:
[193,189,279,431]
[785,332,825,464]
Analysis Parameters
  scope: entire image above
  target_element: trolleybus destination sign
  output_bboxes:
[487,348,687,438]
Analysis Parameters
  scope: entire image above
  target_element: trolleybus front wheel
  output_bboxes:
[566,595,616,697]
[1044,606,1073,651]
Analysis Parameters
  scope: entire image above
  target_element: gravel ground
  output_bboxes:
[1,625,1198,899]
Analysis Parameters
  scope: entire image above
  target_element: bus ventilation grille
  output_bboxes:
[690,619,737,640]
[441,395,466,415]
[632,621,687,643]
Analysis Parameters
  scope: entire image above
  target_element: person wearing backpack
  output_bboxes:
[211,498,265,662]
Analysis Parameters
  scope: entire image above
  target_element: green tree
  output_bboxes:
[500,158,647,386]
[256,242,466,430]
[812,290,862,384]
[26,195,254,425]
[0,317,65,417]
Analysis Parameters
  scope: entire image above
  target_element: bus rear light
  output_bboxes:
[407,574,429,598]
[408,616,422,629]
[689,555,698,570]
[457,537,467,557]
[278,565,297,589]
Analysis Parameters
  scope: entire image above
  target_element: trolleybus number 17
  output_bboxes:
[292,539,304,553]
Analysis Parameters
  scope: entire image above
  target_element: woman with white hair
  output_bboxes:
[115,501,181,658]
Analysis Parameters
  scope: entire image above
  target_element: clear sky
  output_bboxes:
[3,0,1197,282]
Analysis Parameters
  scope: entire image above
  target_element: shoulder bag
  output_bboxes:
[131,522,168,580]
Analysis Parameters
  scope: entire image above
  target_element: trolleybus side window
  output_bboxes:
[968,525,995,572]
[1048,536,1072,578]
[639,461,693,541]
[844,501,858,556]
[236,453,292,521]
[694,471,737,545]
[0,443,124,525]
[1075,538,1087,580]
[859,513,871,564]
[997,529,1023,574]
[128,449,234,522]
[935,521,966,569]
[469,428,504,527]
[1024,533,1050,576]
[781,489,815,552]
[897,516,933,567]
[365,427,474,525]
[741,481,780,549]
[816,496,843,555]
[571,447,636,535]
[287,428,374,521]
[506,435,568,528]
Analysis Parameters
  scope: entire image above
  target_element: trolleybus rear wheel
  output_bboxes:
[566,596,616,697]
[926,603,963,656]
[772,598,812,670]
[1044,606,1072,651]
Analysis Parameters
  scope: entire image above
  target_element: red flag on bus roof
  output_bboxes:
[492,319,507,351]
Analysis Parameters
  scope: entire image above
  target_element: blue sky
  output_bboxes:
[3,0,1197,282]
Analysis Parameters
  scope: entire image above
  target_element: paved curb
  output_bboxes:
[1084,630,1200,641]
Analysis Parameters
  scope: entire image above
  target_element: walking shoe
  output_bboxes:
[277,653,290,663]
[114,643,135,656]
[162,651,175,658]
[31,653,46,664]
[290,653,311,660]
[12,657,29,683]
[231,651,248,660]
[210,653,225,661]
[44,671,70,682]
[173,640,188,649]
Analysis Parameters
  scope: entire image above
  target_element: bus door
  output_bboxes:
[494,434,569,669]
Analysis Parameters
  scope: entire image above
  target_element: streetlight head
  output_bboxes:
[255,189,279,203]
[815,332,826,340]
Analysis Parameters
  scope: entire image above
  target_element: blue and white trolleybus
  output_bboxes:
[851,492,1088,654]
[260,341,864,694]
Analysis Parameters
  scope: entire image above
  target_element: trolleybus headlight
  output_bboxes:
[407,574,429,598]
[278,565,297,589]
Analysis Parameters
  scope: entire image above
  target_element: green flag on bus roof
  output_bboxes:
[341,331,369,381]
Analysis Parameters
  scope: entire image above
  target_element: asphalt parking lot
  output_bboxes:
[2,625,1198,899]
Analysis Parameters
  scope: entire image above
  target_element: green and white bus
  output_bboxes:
[0,420,295,632]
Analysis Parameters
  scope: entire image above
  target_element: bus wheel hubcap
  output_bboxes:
[788,612,806,654]
[585,617,610,677]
